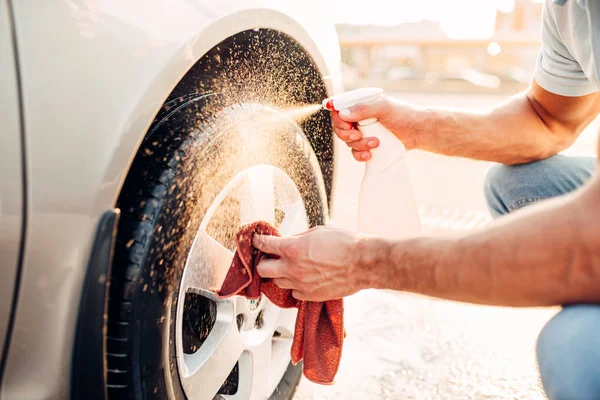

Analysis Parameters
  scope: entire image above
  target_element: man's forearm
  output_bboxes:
[414,94,564,164]
[365,179,600,306]
[411,84,598,164]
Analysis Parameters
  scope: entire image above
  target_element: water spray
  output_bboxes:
[323,87,421,238]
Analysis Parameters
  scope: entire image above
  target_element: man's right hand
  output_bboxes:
[331,95,421,162]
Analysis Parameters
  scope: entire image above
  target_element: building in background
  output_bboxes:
[337,0,542,93]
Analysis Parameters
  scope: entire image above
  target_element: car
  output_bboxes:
[0,1,343,399]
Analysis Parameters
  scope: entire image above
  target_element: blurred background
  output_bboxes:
[334,0,540,93]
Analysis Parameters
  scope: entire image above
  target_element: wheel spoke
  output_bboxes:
[183,230,234,293]
[181,317,243,400]
[235,296,251,317]
[235,337,273,400]
[240,165,275,225]
[276,200,308,236]
[268,308,296,395]
[275,308,297,339]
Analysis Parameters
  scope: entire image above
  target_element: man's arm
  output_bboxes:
[367,171,600,306]
[418,82,600,164]
[254,161,600,305]
[334,83,600,164]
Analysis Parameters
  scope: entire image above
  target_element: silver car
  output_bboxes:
[0,1,343,399]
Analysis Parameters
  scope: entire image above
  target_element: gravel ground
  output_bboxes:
[293,92,599,400]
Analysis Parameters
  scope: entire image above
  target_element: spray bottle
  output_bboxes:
[323,87,421,239]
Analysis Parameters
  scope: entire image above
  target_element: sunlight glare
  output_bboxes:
[487,42,502,56]
[329,0,517,39]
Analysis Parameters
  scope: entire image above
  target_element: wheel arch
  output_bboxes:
[99,10,343,215]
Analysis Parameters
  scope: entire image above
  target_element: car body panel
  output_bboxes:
[0,0,24,369]
[1,1,342,398]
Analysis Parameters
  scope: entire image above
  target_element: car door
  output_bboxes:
[0,0,25,368]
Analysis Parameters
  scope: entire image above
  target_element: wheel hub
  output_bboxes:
[247,298,261,311]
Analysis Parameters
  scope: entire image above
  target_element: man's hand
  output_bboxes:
[253,226,376,302]
[332,95,422,162]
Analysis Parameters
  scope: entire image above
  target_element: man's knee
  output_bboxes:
[536,305,600,400]
[483,162,543,218]
[483,155,595,219]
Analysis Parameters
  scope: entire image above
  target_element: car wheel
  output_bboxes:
[106,94,329,400]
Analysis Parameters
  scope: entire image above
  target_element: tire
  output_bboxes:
[106,93,329,399]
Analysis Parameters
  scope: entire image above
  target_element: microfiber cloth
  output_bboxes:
[216,221,344,385]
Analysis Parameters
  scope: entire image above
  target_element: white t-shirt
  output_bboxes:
[535,0,600,96]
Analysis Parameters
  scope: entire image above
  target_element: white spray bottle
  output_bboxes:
[323,87,421,239]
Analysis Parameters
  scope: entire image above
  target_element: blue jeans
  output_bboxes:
[484,155,599,400]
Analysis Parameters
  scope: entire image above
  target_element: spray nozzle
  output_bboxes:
[322,87,383,111]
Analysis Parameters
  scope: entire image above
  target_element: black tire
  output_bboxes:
[106,93,329,399]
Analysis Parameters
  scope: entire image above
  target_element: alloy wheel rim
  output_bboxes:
[175,164,309,400]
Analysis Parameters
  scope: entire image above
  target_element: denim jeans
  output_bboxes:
[484,154,599,400]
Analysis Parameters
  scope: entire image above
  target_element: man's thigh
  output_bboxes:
[537,305,600,400]
[484,155,596,218]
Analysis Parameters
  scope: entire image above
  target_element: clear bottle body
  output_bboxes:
[356,120,421,239]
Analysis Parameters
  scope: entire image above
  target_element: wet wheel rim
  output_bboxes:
[175,164,309,400]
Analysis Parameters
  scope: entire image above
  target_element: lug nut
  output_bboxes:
[254,310,264,329]
[236,314,245,330]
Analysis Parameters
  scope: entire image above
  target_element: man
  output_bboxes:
[254,1,600,399]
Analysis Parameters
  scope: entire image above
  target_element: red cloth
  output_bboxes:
[216,221,344,385]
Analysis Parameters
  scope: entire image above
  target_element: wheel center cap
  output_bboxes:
[247,297,261,311]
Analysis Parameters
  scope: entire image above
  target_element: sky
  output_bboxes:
[326,0,522,39]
